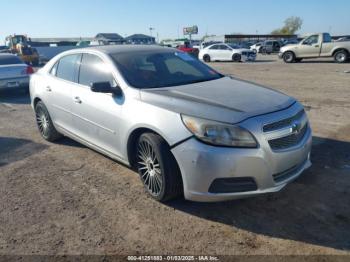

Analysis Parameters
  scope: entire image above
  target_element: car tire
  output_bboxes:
[283,51,296,63]
[136,133,183,202]
[203,54,211,62]
[232,53,241,62]
[35,101,62,142]
[334,50,348,63]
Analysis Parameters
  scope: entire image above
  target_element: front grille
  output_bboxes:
[242,51,255,56]
[263,110,305,132]
[273,158,308,183]
[268,124,308,150]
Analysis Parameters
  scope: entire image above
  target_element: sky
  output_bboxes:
[1,0,350,41]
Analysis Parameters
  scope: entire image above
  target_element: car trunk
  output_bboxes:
[0,64,28,80]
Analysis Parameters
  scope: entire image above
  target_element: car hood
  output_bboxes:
[140,77,295,124]
[281,44,299,51]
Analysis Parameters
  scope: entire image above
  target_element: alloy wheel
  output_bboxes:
[336,52,346,63]
[36,107,50,138]
[137,140,163,196]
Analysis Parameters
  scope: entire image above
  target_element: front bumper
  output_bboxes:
[242,54,257,62]
[171,103,312,202]
[278,52,284,59]
[0,76,29,90]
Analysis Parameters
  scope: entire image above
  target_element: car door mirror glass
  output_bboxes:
[90,82,123,96]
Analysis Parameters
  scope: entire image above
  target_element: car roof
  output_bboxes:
[84,45,175,54]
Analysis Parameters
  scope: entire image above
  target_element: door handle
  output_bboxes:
[314,45,319,48]
[73,96,82,104]
[46,86,52,92]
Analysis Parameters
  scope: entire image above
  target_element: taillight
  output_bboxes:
[26,66,34,75]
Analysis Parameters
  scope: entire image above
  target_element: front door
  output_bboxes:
[70,53,123,157]
[299,35,321,58]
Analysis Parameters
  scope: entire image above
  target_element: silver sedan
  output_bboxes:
[0,54,33,92]
[30,46,312,202]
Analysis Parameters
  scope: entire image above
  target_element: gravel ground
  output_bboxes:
[0,55,349,256]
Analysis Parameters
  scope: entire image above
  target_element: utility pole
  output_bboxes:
[149,27,155,37]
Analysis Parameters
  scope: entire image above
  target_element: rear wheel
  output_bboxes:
[232,53,241,62]
[334,50,348,63]
[136,133,183,202]
[283,51,296,63]
[35,101,62,142]
[203,54,211,62]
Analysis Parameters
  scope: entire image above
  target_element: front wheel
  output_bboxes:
[232,53,241,62]
[283,51,296,63]
[203,54,211,63]
[334,50,348,63]
[35,101,62,142]
[136,133,183,202]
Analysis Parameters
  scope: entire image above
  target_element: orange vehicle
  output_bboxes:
[5,35,39,66]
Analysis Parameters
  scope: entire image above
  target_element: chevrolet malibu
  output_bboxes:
[30,46,312,202]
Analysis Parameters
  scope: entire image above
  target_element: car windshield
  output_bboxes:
[0,55,23,65]
[111,51,223,89]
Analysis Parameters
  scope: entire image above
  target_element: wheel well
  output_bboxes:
[127,128,165,169]
[283,50,295,56]
[33,97,42,107]
[332,48,349,56]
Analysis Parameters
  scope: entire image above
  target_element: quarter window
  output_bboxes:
[56,54,80,82]
[50,61,59,76]
[78,54,115,87]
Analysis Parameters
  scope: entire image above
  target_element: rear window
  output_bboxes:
[0,55,23,65]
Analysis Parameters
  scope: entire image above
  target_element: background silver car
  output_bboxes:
[0,54,33,92]
[30,46,312,202]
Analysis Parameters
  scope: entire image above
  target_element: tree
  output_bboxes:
[272,16,303,35]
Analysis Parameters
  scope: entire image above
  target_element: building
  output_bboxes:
[203,34,298,43]
[95,33,125,45]
[125,34,156,44]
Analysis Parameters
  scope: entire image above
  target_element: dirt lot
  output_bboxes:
[0,55,349,256]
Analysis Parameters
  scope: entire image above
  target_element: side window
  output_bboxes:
[304,35,319,45]
[219,45,230,50]
[78,54,115,87]
[209,45,219,50]
[56,54,80,82]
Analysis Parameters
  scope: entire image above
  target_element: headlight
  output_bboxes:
[181,115,258,148]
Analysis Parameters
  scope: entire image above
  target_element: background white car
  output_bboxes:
[199,43,256,62]
[250,43,262,53]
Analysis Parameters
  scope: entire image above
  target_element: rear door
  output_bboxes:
[44,54,81,132]
[218,44,233,60]
[208,45,221,60]
[70,53,123,157]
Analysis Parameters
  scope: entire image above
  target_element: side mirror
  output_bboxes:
[90,82,123,96]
